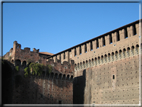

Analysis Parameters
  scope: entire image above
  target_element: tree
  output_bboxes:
[24,62,52,77]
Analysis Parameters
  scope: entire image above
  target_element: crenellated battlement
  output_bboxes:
[24,47,30,52]
[47,19,141,65]
[33,48,39,53]
[74,43,141,72]
[46,72,73,80]
[46,59,75,74]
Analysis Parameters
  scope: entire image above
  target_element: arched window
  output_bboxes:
[95,58,97,66]
[127,47,130,57]
[119,50,122,59]
[80,63,82,69]
[78,63,80,70]
[136,45,139,54]
[63,74,66,80]
[115,51,118,60]
[15,59,21,66]
[111,52,114,61]
[67,75,70,80]
[98,57,100,64]
[55,73,58,79]
[131,46,135,56]
[83,61,85,68]
[71,75,73,80]
[59,74,62,79]
[123,49,126,58]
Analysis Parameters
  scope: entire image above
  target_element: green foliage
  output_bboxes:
[15,66,19,73]
[29,62,34,69]
[24,67,29,77]
[47,65,52,74]
[24,62,53,77]
[29,63,44,76]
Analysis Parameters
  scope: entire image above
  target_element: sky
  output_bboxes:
[2,2,140,56]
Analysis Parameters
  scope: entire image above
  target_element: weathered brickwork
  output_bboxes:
[83,54,140,104]
[4,41,53,66]
[9,57,74,104]
[12,74,73,104]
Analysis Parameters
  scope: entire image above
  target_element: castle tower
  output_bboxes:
[12,41,17,60]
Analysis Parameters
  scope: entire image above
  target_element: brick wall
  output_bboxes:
[12,72,73,104]
[12,58,74,104]
[74,49,141,105]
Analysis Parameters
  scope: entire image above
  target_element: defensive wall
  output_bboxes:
[3,41,74,104]
[47,19,141,71]
[74,20,142,105]
[12,72,73,104]
[3,19,142,105]
[47,19,142,105]
[11,58,74,104]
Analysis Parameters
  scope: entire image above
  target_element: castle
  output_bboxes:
[3,19,142,105]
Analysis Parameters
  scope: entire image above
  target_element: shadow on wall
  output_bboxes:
[2,60,15,104]
[12,75,67,104]
[12,73,73,104]
[2,60,73,104]
[73,69,86,104]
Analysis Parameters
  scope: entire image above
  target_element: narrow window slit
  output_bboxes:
[75,48,76,56]
[124,28,128,38]
[90,41,93,51]
[103,36,105,46]
[133,24,137,35]
[113,75,115,79]
[96,39,99,49]
[85,44,87,53]
[109,33,112,44]
[79,46,82,55]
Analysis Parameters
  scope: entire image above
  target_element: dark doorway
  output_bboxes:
[15,59,21,67]
[22,61,26,68]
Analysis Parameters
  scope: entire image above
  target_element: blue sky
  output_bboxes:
[2,2,139,56]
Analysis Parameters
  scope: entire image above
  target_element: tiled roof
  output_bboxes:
[39,52,54,56]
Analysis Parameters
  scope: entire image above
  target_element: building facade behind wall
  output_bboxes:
[3,41,54,66]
